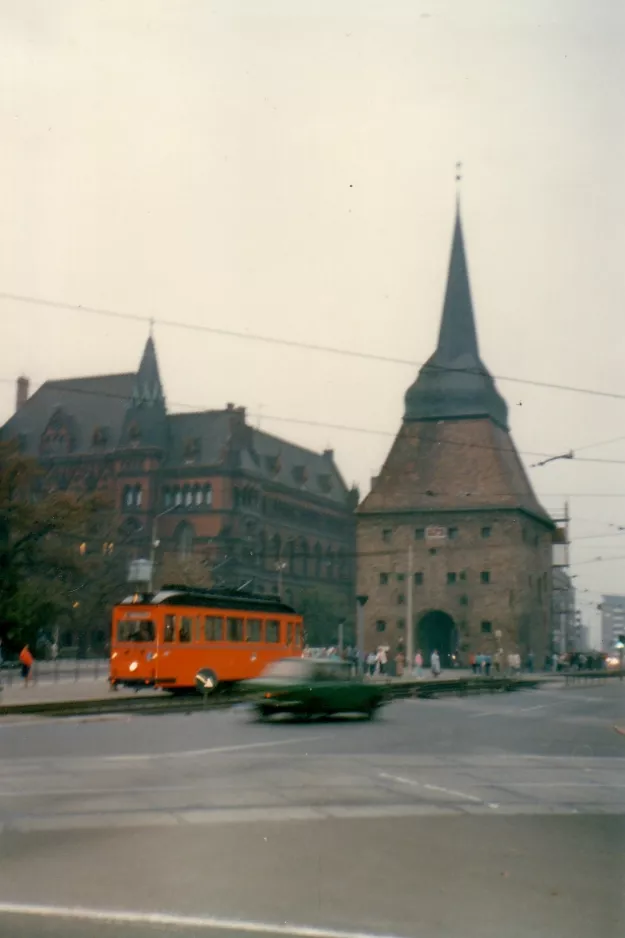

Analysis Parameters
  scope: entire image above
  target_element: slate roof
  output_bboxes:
[1,338,351,506]
[404,205,509,429]
[0,373,134,456]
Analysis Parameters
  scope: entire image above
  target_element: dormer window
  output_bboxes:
[292,465,307,486]
[318,474,332,493]
[183,437,201,462]
[92,426,109,447]
[128,422,141,443]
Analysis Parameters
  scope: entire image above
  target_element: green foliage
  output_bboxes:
[296,586,354,647]
[0,442,124,652]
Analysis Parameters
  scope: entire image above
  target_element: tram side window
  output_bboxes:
[295,624,304,648]
[117,619,155,642]
[164,615,176,642]
[204,616,224,641]
[265,619,281,643]
[287,622,295,646]
[179,616,192,643]
[227,617,244,642]
[247,618,262,642]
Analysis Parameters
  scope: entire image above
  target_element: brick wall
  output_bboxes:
[357,509,552,662]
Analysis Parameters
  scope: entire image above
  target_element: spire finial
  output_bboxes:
[149,317,154,338]
[455,161,462,195]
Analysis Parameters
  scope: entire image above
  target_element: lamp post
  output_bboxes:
[356,594,368,674]
[148,505,179,592]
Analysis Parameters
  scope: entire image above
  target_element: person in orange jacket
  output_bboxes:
[19,644,34,686]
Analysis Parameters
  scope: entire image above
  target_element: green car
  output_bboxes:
[241,657,384,720]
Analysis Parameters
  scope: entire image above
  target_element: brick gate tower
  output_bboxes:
[356,205,554,667]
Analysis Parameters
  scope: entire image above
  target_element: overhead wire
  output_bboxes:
[2,373,625,468]
[1,288,625,402]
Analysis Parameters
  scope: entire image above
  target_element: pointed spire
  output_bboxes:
[132,335,164,408]
[435,203,480,364]
[404,203,508,429]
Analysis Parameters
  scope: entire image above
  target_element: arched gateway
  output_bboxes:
[417,611,457,668]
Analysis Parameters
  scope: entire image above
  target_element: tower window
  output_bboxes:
[414,572,424,585]
[447,572,457,585]
[397,573,405,582]
[376,620,386,633]
[382,528,393,543]
[448,527,458,540]
[481,526,492,538]
[481,621,492,634]
[415,528,425,541]
[397,593,406,605]
[379,572,389,586]
[480,571,491,584]
[459,571,467,581]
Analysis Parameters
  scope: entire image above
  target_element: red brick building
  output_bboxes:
[357,207,555,666]
[1,338,357,614]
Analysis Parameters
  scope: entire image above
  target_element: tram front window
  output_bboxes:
[117,619,155,642]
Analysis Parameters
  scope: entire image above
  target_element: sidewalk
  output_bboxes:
[0,677,161,708]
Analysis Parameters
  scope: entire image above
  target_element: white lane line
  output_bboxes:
[0,902,408,938]
[378,772,482,804]
[468,704,546,718]
[102,736,326,762]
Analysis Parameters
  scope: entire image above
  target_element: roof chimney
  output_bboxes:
[16,376,29,412]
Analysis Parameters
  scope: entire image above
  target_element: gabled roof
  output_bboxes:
[0,373,134,456]
[404,205,509,429]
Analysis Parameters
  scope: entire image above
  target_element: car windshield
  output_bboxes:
[262,659,310,679]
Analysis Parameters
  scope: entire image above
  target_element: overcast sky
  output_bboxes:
[1,0,624,641]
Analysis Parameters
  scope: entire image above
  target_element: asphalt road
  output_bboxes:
[1,682,623,938]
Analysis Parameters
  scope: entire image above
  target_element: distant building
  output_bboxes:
[600,595,625,650]
[552,568,576,653]
[356,205,555,665]
[1,338,357,618]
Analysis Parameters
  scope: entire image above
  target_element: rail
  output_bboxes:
[563,669,625,687]
[0,674,541,718]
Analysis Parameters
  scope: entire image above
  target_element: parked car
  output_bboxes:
[240,657,385,720]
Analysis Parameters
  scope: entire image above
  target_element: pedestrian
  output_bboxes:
[414,650,424,679]
[469,651,477,675]
[526,650,534,673]
[430,649,441,678]
[395,650,405,678]
[552,652,559,673]
[19,644,34,687]
[377,647,388,677]
[366,651,377,676]
[484,653,492,677]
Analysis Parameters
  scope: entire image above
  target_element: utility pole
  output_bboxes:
[405,544,414,679]
[276,560,287,599]
[148,505,179,593]
[356,595,368,674]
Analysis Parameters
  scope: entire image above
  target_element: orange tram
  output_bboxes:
[109,584,304,693]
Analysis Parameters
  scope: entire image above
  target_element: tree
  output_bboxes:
[0,442,120,653]
[296,586,354,647]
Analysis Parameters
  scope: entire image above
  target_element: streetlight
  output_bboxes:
[356,595,368,674]
[148,505,179,592]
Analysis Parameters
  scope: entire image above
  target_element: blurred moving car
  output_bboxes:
[240,657,385,720]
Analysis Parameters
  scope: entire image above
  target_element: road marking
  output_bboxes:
[468,704,546,718]
[378,772,482,803]
[0,902,409,938]
[102,736,326,762]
